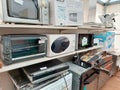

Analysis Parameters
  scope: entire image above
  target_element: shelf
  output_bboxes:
[0,52,76,73]
[78,26,115,32]
[108,50,120,56]
[0,45,103,73]
[61,26,115,34]
[0,24,115,36]
[0,24,78,30]
[0,24,114,32]
[0,24,78,35]
[76,45,103,53]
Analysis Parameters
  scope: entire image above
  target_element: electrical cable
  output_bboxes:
[63,74,69,90]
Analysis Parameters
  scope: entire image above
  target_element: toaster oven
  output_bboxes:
[0,34,47,64]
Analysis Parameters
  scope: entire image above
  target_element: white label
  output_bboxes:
[82,37,88,46]
[81,62,84,66]
[14,0,24,5]
[94,38,99,45]
[40,67,47,70]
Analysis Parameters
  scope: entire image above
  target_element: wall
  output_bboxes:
[82,0,104,23]
[0,72,15,90]
[107,4,120,30]
[106,4,120,50]
[96,3,104,23]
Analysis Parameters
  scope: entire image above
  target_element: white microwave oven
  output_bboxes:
[50,0,84,26]
[0,0,49,24]
[46,34,76,57]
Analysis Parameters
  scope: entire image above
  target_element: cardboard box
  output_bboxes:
[50,0,83,26]
[94,32,115,51]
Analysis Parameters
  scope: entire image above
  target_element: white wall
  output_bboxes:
[96,3,104,23]
[81,0,104,23]
[107,4,120,30]
[115,34,120,50]
[106,4,120,50]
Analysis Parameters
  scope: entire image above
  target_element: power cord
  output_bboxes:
[63,75,69,90]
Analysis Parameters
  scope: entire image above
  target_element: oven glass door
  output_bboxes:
[51,37,70,53]
[11,38,45,58]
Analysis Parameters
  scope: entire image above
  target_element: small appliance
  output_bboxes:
[9,69,72,90]
[94,32,115,51]
[0,0,49,24]
[46,34,76,57]
[23,59,69,84]
[50,0,83,26]
[76,34,94,50]
[0,34,47,64]
[66,62,99,90]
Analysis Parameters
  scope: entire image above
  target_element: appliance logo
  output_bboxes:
[51,37,70,53]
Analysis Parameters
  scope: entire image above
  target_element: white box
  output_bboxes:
[66,0,83,26]
[50,0,83,26]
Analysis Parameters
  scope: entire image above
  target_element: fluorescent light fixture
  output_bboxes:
[100,0,109,3]
[110,0,119,2]
[100,0,119,3]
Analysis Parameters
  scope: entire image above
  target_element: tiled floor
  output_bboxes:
[101,72,120,90]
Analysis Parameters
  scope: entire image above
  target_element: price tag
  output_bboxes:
[14,0,24,5]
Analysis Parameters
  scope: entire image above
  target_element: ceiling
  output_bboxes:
[98,0,120,5]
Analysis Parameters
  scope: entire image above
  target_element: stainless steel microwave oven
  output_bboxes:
[0,0,49,24]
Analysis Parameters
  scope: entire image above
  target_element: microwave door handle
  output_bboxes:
[38,0,42,22]
[42,0,47,8]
